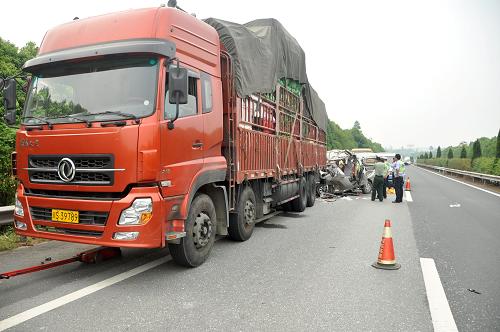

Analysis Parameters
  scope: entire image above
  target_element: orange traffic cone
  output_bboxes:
[405,177,411,191]
[372,220,401,270]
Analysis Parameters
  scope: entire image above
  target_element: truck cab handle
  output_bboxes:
[192,141,203,149]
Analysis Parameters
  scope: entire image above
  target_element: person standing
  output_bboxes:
[371,157,386,202]
[382,157,390,199]
[392,154,406,203]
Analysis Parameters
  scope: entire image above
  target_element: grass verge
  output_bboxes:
[0,225,47,251]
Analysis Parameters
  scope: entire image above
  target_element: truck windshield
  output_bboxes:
[23,55,159,125]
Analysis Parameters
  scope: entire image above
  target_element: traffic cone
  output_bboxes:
[405,177,411,191]
[372,220,401,270]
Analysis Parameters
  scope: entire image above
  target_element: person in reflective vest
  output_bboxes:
[382,157,391,199]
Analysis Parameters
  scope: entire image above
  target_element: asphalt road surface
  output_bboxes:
[0,166,498,331]
[407,166,500,331]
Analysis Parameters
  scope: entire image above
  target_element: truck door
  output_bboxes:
[160,67,204,196]
[200,72,223,161]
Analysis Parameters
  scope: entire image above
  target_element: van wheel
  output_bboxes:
[228,186,256,241]
[362,180,372,194]
[291,177,307,212]
[168,194,216,267]
[306,174,316,207]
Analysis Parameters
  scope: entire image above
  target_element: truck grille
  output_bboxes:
[28,155,115,185]
[30,207,108,226]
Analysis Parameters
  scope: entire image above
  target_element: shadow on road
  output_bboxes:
[256,222,287,229]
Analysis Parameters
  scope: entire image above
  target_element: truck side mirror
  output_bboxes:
[167,67,188,130]
[3,79,17,125]
[168,67,188,104]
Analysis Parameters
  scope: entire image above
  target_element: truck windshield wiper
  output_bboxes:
[85,111,139,122]
[22,116,54,129]
[41,115,93,128]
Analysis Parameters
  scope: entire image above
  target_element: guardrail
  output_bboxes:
[415,163,500,185]
[0,206,14,226]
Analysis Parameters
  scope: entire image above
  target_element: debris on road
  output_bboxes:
[467,288,481,295]
[449,203,461,208]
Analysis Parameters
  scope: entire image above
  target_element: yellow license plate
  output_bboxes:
[52,209,79,223]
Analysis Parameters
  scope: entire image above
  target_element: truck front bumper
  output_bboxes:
[13,183,168,248]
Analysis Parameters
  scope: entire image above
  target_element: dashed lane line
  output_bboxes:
[0,256,170,331]
[420,258,458,332]
[405,191,413,202]
[417,166,500,198]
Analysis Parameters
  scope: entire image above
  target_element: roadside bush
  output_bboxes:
[447,158,472,171]
[421,157,500,176]
[471,157,500,176]
[0,122,16,205]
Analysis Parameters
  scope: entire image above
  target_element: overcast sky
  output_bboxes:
[2,0,499,148]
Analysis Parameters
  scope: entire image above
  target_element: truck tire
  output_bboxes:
[306,173,316,207]
[228,186,256,241]
[168,193,216,267]
[291,177,307,212]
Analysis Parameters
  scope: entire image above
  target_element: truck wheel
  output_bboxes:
[306,174,316,207]
[228,186,256,241]
[291,177,307,212]
[168,194,216,267]
[362,180,372,194]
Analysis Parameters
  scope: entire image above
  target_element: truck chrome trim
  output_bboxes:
[24,38,176,70]
[57,158,76,182]
[23,168,125,172]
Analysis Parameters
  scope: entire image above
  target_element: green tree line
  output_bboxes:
[326,120,384,152]
[417,132,500,175]
[1,37,38,205]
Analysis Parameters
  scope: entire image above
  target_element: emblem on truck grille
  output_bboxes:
[57,158,76,182]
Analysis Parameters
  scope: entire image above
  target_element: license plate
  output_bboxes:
[52,209,79,223]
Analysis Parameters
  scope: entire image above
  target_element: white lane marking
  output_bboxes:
[420,258,458,332]
[405,191,413,202]
[0,256,169,331]
[417,166,500,198]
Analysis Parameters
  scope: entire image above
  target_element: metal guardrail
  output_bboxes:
[415,163,500,184]
[0,206,14,226]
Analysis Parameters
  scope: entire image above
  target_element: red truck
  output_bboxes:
[1,5,327,267]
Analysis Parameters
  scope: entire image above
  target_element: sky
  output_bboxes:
[2,0,499,149]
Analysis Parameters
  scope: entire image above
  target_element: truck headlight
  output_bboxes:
[14,193,24,217]
[118,198,153,225]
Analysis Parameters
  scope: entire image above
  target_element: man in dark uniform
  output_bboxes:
[392,154,405,203]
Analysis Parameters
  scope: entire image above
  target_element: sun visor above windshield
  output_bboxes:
[23,38,176,71]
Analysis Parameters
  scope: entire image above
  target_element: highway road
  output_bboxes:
[407,166,500,331]
[0,166,498,331]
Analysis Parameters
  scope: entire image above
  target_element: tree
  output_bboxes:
[460,145,467,158]
[436,146,442,158]
[424,152,429,159]
[496,128,500,158]
[447,147,454,159]
[0,39,38,205]
[472,139,482,159]
[353,120,361,130]
[326,120,384,152]
[429,151,433,159]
